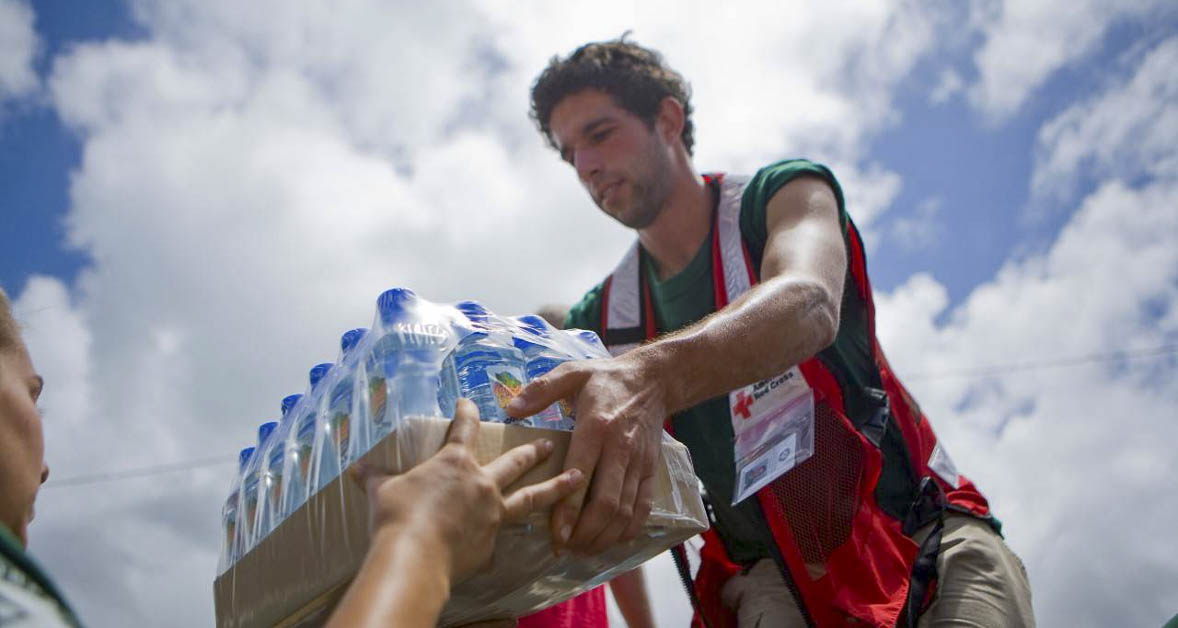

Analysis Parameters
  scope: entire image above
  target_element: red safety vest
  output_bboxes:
[598,173,995,627]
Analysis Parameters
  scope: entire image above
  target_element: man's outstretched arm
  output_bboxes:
[508,175,846,554]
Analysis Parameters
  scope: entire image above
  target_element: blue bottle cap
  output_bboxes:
[258,421,279,447]
[309,363,333,389]
[341,328,369,354]
[239,447,255,470]
[281,394,303,416]
[456,300,489,323]
[377,288,418,324]
[516,315,551,336]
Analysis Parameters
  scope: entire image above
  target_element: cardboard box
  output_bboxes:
[214,417,708,627]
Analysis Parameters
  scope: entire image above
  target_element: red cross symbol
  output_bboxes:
[733,391,754,419]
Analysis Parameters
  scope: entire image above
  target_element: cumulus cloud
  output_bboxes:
[876,41,1178,624]
[1032,35,1178,203]
[18,0,958,624]
[965,0,1170,121]
[18,0,1175,625]
[0,0,39,104]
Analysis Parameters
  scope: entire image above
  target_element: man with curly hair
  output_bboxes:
[511,38,1034,627]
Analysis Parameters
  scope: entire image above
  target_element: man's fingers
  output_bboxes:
[484,438,555,489]
[620,474,655,542]
[567,444,629,551]
[445,398,481,445]
[550,417,606,551]
[503,468,585,521]
[585,456,642,554]
[506,362,588,418]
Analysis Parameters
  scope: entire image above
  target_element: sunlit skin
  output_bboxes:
[511,88,846,555]
[0,340,50,548]
[548,89,714,280]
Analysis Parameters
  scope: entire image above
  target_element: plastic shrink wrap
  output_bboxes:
[213,288,707,627]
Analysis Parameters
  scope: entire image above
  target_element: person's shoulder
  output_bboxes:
[0,543,80,627]
[563,281,605,331]
[736,158,849,261]
[746,158,845,208]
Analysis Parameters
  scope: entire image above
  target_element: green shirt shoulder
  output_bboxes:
[563,158,847,333]
[563,280,604,332]
[738,158,849,265]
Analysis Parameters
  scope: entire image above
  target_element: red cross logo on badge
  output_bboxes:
[733,391,754,419]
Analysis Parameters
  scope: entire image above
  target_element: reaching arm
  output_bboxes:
[609,567,656,628]
[327,399,584,628]
[508,175,846,555]
[632,174,845,411]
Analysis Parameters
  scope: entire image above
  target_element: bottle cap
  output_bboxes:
[309,363,333,389]
[516,314,551,336]
[341,328,368,354]
[281,394,303,416]
[258,421,279,447]
[239,447,255,470]
[377,288,418,324]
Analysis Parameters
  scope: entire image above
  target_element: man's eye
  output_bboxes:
[591,129,611,143]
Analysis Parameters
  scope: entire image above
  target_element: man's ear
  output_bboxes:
[655,96,685,145]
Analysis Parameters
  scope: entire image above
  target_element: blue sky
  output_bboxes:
[5,2,1171,308]
[2,1,1176,626]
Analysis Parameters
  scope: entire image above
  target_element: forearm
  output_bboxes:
[609,567,655,628]
[632,275,838,413]
[327,526,451,628]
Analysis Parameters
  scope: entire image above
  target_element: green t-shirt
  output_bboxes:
[564,159,861,564]
[0,525,82,627]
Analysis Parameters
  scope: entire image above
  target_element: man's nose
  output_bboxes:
[40,463,50,485]
[573,149,601,183]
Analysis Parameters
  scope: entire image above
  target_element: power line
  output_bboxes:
[37,344,1178,489]
[42,454,237,490]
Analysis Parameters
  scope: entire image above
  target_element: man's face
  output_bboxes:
[0,343,48,547]
[548,89,675,229]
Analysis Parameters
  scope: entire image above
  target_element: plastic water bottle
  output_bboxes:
[260,394,302,536]
[445,300,527,424]
[366,288,450,438]
[218,446,254,574]
[512,315,575,430]
[320,328,369,476]
[567,328,610,358]
[239,421,277,557]
[282,363,333,514]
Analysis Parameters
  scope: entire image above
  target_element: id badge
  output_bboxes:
[730,367,815,505]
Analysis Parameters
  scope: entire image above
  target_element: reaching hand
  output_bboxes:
[507,355,666,555]
[353,398,585,581]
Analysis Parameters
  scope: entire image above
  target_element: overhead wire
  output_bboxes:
[38,343,1178,490]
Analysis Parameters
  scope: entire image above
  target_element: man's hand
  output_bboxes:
[352,398,585,581]
[507,353,667,554]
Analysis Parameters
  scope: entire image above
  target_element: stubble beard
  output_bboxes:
[604,142,674,230]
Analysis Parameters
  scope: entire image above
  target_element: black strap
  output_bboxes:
[901,476,947,627]
[671,544,713,628]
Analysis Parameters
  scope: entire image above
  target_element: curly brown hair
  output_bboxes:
[530,36,695,156]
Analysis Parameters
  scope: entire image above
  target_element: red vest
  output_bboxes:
[598,174,994,627]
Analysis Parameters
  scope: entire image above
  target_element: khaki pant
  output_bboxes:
[720,514,1035,627]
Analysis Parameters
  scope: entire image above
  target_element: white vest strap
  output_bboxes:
[716,175,753,302]
[606,242,642,333]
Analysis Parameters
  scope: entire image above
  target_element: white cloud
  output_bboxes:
[929,69,963,105]
[875,38,1178,622]
[966,0,1169,121]
[0,0,38,104]
[888,196,942,251]
[1032,35,1178,203]
[20,0,1142,625]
